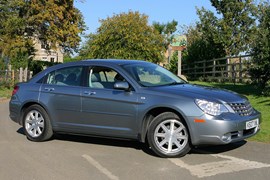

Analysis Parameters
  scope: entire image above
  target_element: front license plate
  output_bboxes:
[246,119,259,130]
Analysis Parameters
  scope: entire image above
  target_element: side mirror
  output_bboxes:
[114,81,130,91]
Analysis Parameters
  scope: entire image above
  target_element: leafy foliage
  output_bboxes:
[28,60,60,75]
[182,1,259,83]
[181,24,226,64]
[153,20,178,35]
[153,20,178,47]
[80,11,165,63]
[0,0,85,68]
[166,51,178,74]
[0,58,7,70]
[26,0,86,53]
[249,2,270,89]
[63,54,83,63]
[196,0,256,56]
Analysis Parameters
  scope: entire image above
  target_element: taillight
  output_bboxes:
[12,85,19,96]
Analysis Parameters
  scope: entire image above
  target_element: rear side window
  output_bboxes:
[46,66,83,86]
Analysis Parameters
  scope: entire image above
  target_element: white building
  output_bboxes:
[33,38,64,63]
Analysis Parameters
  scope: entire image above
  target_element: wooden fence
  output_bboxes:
[182,55,252,83]
[0,67,32,85]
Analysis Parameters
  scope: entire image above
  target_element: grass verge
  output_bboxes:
[0,87,12,99]
[190,81,270,143]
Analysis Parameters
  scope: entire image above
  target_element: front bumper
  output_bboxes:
[188,111,261,146]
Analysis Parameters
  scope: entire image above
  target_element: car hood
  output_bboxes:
[147,83,247,103]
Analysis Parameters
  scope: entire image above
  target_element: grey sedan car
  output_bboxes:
[9,60,261,157]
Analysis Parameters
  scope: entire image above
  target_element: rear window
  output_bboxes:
[45,66,83,86]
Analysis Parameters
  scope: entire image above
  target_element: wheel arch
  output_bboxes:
[139,107,190,143]
[19,101,51,125]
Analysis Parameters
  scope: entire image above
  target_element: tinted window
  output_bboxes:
[46,66,83,86]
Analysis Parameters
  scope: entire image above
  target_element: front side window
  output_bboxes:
[122,63,186,87]
[46,66,83,86]
[88,66,125,89]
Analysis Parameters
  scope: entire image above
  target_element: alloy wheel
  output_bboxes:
[154,119,188,154]
[25,110,45,138]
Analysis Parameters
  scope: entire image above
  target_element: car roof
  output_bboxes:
[51,59,150,68]
[82,59,149,65]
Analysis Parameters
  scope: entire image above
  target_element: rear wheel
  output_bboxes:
[23,105,53,141]
[147,112,190,158]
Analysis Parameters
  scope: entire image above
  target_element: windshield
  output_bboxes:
[122,62,186,87]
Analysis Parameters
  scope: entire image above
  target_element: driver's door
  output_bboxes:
[80,66,139,138]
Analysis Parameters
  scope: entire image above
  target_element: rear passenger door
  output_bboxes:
[39,66,83,130]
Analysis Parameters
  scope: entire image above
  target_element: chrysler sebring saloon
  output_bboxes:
[9,59,261,157]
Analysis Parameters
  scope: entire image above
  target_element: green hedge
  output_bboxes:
[29,60,61,75]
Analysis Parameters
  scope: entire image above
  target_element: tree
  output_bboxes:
[63,54,83,63]
[153,20,178,35]
[80,11,165,63]
[180,23,226,64]
[197,0,256,56]
[0,0,85,68]
[0,58,6,70]
[0,0,30,68]
[78,33,96,59]
[26,0,85,53]
[153,20,178,47]
[249,2,270,89]
[166,51,178,74]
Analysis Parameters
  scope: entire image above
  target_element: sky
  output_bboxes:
[74,0,216,35]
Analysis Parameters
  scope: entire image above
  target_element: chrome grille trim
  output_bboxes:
[228,101,253,116]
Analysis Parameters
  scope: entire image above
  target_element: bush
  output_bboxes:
[249,3,270,90]
[0,58,7,70]
[166,51,178,74]
[28,60,60,75]
[0,80,14,89]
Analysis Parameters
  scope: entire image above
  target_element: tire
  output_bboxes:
[23,104,53,142]
[147,112,191,158]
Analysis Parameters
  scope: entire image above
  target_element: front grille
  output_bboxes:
[228,101,253,116]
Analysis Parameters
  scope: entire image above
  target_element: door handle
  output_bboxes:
[44,87,55,91]
[84,91,96,95]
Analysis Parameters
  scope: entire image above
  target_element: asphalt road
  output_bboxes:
[1,101,270,180]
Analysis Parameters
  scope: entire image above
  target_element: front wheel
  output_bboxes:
[147,112,191,158]
[23,105,53,142]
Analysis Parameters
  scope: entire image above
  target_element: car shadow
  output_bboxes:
[53,133,157,157]
[190,140,247,155]
[16,127,247,157]
[17,127,25,135]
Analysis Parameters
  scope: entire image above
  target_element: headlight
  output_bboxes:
[195,99,228,116]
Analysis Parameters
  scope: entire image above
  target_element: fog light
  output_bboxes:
[221,133,231,142]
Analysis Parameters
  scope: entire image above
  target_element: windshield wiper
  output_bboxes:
[167,81,186,86]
